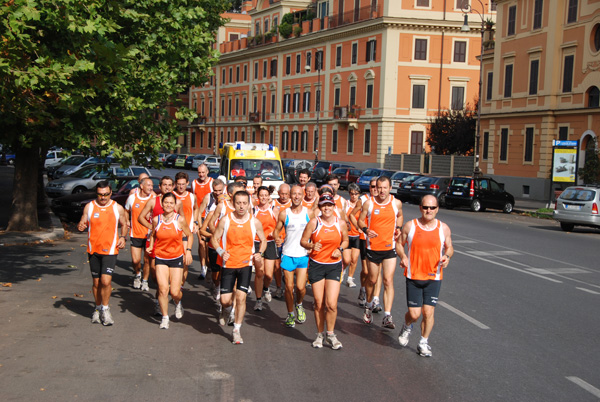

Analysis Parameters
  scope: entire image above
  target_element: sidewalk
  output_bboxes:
[0,166,65,246]
[513,197,553,213]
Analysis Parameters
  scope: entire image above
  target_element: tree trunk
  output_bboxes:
[7,145,40,231]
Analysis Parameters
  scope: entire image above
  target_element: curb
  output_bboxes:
[0,211,65,247]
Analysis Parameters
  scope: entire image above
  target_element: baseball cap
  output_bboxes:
[318,193,335,206]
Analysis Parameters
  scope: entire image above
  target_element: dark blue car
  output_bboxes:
[356,168,395,192]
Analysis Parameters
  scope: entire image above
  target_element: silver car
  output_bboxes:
[191,154,220,170]
[553,185,600,231]
[45,164,150,197]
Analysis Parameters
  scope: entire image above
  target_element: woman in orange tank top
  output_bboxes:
[300,194,349,350]
[147,193,193,330]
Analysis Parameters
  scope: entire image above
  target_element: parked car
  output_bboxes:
[284,159,314,183]
[409,176,452,206]
[50,176,161,222]
[332,167,363,190]
[356,168,395,192]
[445,176,515,213]
[184,155,196,170]
[44,150,65,169]
[163,153,178,168]
[553,185,600,231]
[45,164,151,197]
[396,174,424,201]
[311,162,354,185]
[391,171,417,196]
[174,154,189,169]
[51,155,113,180]
[158,153,167,163]
[192,155,220,170]
[0,150,15,166]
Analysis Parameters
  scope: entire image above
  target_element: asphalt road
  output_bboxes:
[1,173,600,401]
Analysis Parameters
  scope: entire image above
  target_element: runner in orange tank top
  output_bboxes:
[343,183,362,289]
[147,192,194,330]
[174,172,197,287]
[356,176,404,329]
[192,164,214,277]
[395,195,453,357]
[211,191,267,344]
[301,193,348,349]
[78,181,128,326]
[125,177,155,291]
[272,183,291,299]
[301,182,319,212]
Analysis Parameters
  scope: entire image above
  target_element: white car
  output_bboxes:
[191,155,220,170]
[45,151,64,168]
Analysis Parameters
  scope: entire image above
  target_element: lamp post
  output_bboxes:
[305,50,321,165]
[461,0,487,178]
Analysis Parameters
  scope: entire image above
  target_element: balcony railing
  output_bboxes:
[329,4,382,29]
[249,112,260,123]
[333,105,361,120]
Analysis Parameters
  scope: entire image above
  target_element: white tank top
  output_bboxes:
[282,206,310,257]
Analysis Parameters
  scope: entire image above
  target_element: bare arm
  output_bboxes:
[300,218,318,251]
[77,202,91,232]
[199,210,214,238]
[440,223,453,269]
[358,199,377,238]
[138,198,155,230]
[394,199,404,240]
[332,220,349,259]
[146,217,159,253]
[210,218,229,262]
[179,215,194,265]
[348,198,363,231]
[396,221,413,268]
[272,209,286,246]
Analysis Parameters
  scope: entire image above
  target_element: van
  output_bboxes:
[219,142,284,194]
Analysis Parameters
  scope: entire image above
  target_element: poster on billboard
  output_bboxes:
[551,140,578,183]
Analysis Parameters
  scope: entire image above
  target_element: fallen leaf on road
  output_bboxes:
[40,388,45,391]
[80,244,86,247]
[2,283,12,287]
[74,294,84,298]
[37,278,42,281]
[51,296,57,299]
[68,265,77,268]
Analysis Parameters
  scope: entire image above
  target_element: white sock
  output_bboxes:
[373,297,380,303]
[233,323,241,331]
[366,301,373,309]
[420,336,428,344]
[95,305,101,311]
[101,305,108,311]
[384,311,391,316]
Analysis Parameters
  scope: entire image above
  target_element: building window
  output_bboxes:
[291,130,299,151]
[350,86,356,107]
[364,129,371,154]
[236,66,240,83]
[410,131,423,154]
[533,0,543,29]
[243,65,247,81]
[228,98,232,116]
[303,91,311,112]
[306,51,312,68]
[283,94,290,113]
[253,95,258,113]
[263,60,268,78]
[351,43,358,64]
[235,98,239,115]
[451,87,465,110]
[252,130,256,142]
[208,131,212,149]
[453,41,467,62]
[255,21,260,35]
[412,85,425,109]
[227,131,231,142]
[209,100,213,117]
[234,131,238,141]
[567,0,578,23]
[273,17,278,29]
[241,131,245,141]
[286,56,291,75]
[271,59,277,77]
[282,131,289,151]
[334,88,340,106]
[455,0,466,9]
[313,128,318,152]
[191,131,196,148]
[220,131,224,143]
[293,92,300,113]
[348,129,354,153]
[332,129,338,153]
[482,131,489,160]
[336,46,342,67]
[500,128,508,161]
[315,50,323,70]
[200,130,204,148]
[229,67,233,83]
[589,86,600,108]
[264,19,269,33]
[504,64,513,98]
[559,126,569,140]
[222,68,226,84]
[417,0,430,7]
[366,39,376,62]
[201,100,205,116]
[242,97,247,115]
[316,89,321,111]
[529,60,539,95]
[269,130,274,144]
[414,39,427,60]
[254,61,258,80]
[296,54,301,73]
[562,54,574,93]
[507,6,517,36]
[271,93,276,114]
[486,71,493,101]
[221,99,225,116]
[524,127,534,162]
[366,84,374,108]
[301,130,308,152]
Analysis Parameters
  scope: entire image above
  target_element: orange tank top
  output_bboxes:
[274,199,292,241]
[346,201,360,237]
[310,217,342,264]
[254,205,277,241]
[366,195,398,251]
[154,214,184,260]
[221,213,256,268]
[405,219,445,280]
[87,200,120,255]
[174,191,195,231]
[192,177,213,212]
[125,192,154,239]
[302,197,317,210]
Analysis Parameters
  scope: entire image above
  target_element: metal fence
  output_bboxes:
[384,154,475,176]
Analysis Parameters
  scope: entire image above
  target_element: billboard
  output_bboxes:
[551,140,578,183]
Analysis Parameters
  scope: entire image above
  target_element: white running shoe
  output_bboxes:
[101,308,114,326]
[227,311,235,326]
[398,324,412,347]
[312,333,324,348]
[160,316,169,329]
[141,281,149,291]
[346,277,357,288]
[133,275,142,289]
[199,265,208,280]
[232,329,243,344]
[274,287,283,299]
[175,301,184,319]
[326,333,343,350]
[91,309,101,324]
[358,288,366,307]
[254,299,264,311]
[264,289,272,303]
[417,342,432,357]
[218,308,228,326]
[363,308,373,324]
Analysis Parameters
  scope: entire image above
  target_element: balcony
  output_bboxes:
[249,111,268,131]
[333,106,360,129]
[188,116,207,127]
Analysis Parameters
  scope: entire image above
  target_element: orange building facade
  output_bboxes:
[479,0,600,200]
[186,0,493,169]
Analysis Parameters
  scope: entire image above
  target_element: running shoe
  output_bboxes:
[362,307,373,324]
[133,274,142,289]
[285,313,296,328]
[372,302,383,314]
[175,301,184,319]
[232,329,243,344]
[326,333,343,350]
[141,281,149,292]
[295,304,306,323]
[398,323,413,347]
[154,300,162,317]
[274,287,283,299]
[101,308,114,326]
[312,333,324,348]
[227,311,235,326]
[247,286,253,296]
[358,288,366,307]
[254,299,264,311]
[218,308,228,326]
[216,300,222,313]
[264,289,272,303]
[199,265,207,280]
[382,315,395,329]
[160,316,169,329]
[212,287,220,302]
[91,309,101,324]
[346,277,357,288]
[417,342,432,357]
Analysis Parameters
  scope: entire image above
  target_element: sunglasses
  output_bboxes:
[97,192,111,197]
[370,185,377,188]
[421,206,438,210]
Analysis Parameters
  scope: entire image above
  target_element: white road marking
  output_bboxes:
[438,301,490,330]
[575,287,600,295]
[566,376,600,398]
[466,250,521,257]
[451,240,478,244]
[454,250,563,283]
[527,268,591,275]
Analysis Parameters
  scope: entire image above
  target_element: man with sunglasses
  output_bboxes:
[395,195,453,357]
[78,181,128,326]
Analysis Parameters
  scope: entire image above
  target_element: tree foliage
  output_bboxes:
[0,0,230,230]
[579,146,600,184]
[427,107,476,155]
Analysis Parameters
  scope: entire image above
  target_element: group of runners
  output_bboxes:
[78,164,453,356]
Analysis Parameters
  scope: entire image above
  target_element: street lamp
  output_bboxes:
[305,50,322,165]
[461,0,488,178]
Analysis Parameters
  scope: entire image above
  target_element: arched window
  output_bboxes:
[588,86,599,108]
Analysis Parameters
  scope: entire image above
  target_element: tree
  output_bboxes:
[579,146,600,184]
[426,107,476,155]
[0,0,230,231]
